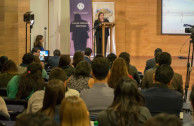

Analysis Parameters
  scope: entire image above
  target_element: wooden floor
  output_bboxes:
[130,56,194,90]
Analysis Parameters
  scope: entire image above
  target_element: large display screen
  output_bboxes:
[162,0,194,34]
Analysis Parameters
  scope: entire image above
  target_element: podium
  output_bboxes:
[101,22,115,56]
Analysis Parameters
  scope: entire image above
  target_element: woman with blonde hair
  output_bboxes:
[60,96,90,126]
[108,57,133,89]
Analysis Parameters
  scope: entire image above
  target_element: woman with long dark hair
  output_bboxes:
[34,55,48,80]
[98,76,151,126]
[39,79,65,123]
[94,12,109,55]
[0,60,18,88]
[72,51,84,68]
[7,63,44,100]
[34,35,44,51]
[108,58,133,89]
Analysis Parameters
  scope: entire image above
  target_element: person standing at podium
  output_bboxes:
[94,12,109,55]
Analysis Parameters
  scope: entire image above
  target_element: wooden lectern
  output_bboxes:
[101,22,115,56]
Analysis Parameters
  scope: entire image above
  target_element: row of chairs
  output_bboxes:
[0,88,27,122]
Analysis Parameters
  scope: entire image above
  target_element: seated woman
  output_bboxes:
[7,63,44,100]
[67,61,94,92]
[60,96,90,126]
[72,51,84,68]
[0,60,18,88]
[27,67,79,114]
[34,35,44,51]
[58,55,75,78]
[106,53,117,69]
[0,96,9,118]
[108,57,133,89]
[98,76,151,126]
[34,55,48,80]
[39,79,65,124]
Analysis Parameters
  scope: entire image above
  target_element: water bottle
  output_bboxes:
[94,121,98,126]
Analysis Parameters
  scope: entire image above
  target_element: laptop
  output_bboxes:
[40,50,49,62]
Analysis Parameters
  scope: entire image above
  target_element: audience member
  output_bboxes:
[31,47,40,57]
[60,96,90,126]
[98,76,151,126]
[27,67,79,113]
[0,60,18,88]
[17,53,34,74]
[141,52,183,95]
[0,56,8,72]
[108,58,133,89]
[15,113,57,126]
[39,79,65,123]
[49,67,79,97]
[34,35,44,51]
[144,48,162,72]
[7,63,44,100]
[0,96,9,118]
[84,48,92,64]
[34,56,48,80]
[45,49,61,69]
[68,61,94,92]
[72,51,84,68]
[143,113,182,126]
[141,52,161,88]
[59,55,75,78]
[141,64,183,116]
[80,57,114,116]
[106,53,117,69]
[119,52,140,84]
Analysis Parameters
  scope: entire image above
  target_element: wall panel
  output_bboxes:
[0,0,30,64]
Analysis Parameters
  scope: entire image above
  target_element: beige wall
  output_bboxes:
[30,0,70,55]
[30,0,48,50]
[0,0,30,64]
[60,0,70,55]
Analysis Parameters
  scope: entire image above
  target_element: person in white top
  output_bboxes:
[0,96,9,117]
[27,67,79,113]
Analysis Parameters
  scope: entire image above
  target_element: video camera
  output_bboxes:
[184,24,194,34]
[24,12,34,23]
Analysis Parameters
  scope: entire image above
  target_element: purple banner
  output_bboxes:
[70,0,93,56]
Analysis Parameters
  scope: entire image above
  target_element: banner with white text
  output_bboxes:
[70,0,93,55]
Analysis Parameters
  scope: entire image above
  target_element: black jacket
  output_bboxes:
[94,19,109,38]
[141,83,183,116]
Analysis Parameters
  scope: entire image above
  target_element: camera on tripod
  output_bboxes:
[184,24,194,34]
[24,12,34,23]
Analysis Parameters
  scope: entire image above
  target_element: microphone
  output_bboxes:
[44,27,47,30]
[184,24,192,27]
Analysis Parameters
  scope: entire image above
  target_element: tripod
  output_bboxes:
[184,34,194,102]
